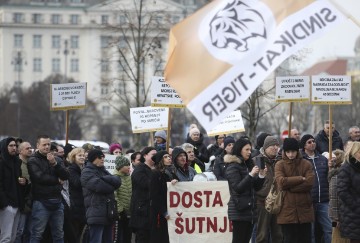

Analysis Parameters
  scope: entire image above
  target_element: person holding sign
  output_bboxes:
[172,147,196,182]
[225,138,266,243]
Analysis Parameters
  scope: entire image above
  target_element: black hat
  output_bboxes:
[283,138,300,152]
[88,149,104,163]
[256,132,271,149]
[224,136,235,148]
[64,143,76,159]
[300,134,315,149]
[171,147,188,164]
[151,150,169,165]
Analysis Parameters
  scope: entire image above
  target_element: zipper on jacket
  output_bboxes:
[311,158,321,203]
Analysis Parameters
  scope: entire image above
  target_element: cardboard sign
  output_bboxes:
[311,76,352,104]
[50,83,87,110]
[275,76,310,102]
[130,106,169,133]
[167,181,232,243]
[151,76,185,108]
[104,154,117,174]
[206,110,245,136]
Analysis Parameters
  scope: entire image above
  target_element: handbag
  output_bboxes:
[265,179,284,214]
[106,198,118,221]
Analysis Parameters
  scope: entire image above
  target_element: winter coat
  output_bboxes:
[190,157,205,173]
[315,129,344,154]
[68,163,86,223]
[130,163,153,230]
[338,157,360,240]
[0,138,24,210]
[114,170,132,215]
[328,167,341,223]
[254,148,277,205]
[224,155,264,222]
[207,143,223,158]
[175,163,196,182]
[302,151,330,203]
[28,151,69,201]
[186,133,209,163]
[275,153,315,224]
[81,162,121,225]
[213,152,227,181]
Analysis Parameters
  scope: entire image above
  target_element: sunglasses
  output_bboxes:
[307,140,315,144]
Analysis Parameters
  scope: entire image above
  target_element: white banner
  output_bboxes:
[50,82,87,110]
[275,76,310,102]
[206,110,245,136]
[151,76,185,108]
[167,181,231,243]
[130,106,169,133]
[311,75,352,104]
[104,154,117,174]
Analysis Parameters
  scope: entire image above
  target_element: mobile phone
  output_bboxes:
[255,157,266,169]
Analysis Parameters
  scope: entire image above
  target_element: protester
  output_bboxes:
[67,148,86,242]
[0,137,25,243]
[225,138,266,243]
[81,149,121,243]
[181,143,205,173]
[275,138,315,243]
[27,135,69,242]
[130,151,143,175]
[213,136,235,180]
[109,143,123,156]
[149,150,178,243]
[207,134,226,158]
[338,142,360,243]
[114,155,132,243]
[315,120,344,154]
[154,130,167,152]
[185,124,209,164]
[172,147,196,182]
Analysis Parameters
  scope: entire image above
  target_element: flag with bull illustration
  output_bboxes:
[165,0,345,132]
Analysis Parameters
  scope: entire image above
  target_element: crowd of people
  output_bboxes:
[0,121,360,243]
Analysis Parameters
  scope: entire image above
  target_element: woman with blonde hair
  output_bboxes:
[338,141,360,243]
[68,147,87,241]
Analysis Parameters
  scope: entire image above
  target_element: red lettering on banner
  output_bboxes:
[197,217,206,233]
[186,218,196,233]
[182,192,193,208]
[169,190,224,208]
[193,191,202,208]
[175,212,184,234]
[207,217,218,232]
[204,191,212,207]
[170,192,180,207]
[175,216,232,234]
[213,191,223,207]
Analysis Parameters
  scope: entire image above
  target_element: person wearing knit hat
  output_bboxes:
[224,136,236,149]
[186,124,209,164]
[113,154,132,243]
[81,148,121,242]
[274,137,315,243]
[151,150,168,166]
[109,143,122,156]
[212,136,235,180]
[254,135,282,243]
[172,147,196,182]
[154,130,167,152]
[300,133,332,242]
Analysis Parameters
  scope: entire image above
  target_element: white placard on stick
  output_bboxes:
[130,106,169,133]
[50,83,87,110]
[275,76,310,102]
[151,76,185,108]
[311,75,352,104]
[207,110,245,137]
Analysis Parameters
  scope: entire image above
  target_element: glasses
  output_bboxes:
[163,155,171,159]
[307,140,315,144]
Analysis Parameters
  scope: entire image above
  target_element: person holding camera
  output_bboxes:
[254,136,283,243]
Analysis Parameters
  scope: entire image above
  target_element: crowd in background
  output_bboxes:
[1,121,360,243]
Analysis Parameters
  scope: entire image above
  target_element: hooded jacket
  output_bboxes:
[315,129,344,154]
[224,154,264,222]
[0,137,24,210]
[275,151,315,224]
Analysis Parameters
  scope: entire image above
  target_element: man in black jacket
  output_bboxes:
[27,135,69,243]
[315,120,343,154]
[0,137,25,242]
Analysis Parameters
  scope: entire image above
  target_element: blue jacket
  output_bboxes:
[302,151,329,203]
[81,162,121,225]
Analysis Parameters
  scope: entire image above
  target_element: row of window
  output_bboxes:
[13,13,81,25]
[14,58,79,72]
[14,34,79,49]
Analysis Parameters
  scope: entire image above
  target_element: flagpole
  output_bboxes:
[329,0,360,28]
[288,102,293,137]
[329,105,333,161]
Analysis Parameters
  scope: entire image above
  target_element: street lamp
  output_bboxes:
[9,91,20,137]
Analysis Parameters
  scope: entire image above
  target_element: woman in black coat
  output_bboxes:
[224,138,266,243]
[68,148,86,241]
[338,141,360,242]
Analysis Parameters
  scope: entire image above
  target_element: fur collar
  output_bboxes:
[224,154,242,164]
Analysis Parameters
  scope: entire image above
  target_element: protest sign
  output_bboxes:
[151,76,185,108]
[207,110,245,136]
[130,106,169,133]
[311,75,352,104]
[275,76,310,102]
[165,0,345,131]
[104,154,117,174]
[50,83,87,110]
[167,181,231,243]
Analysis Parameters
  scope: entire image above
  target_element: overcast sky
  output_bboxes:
[301,0,360,69]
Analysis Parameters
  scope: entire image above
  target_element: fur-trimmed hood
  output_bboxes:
[224,154,242,164]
